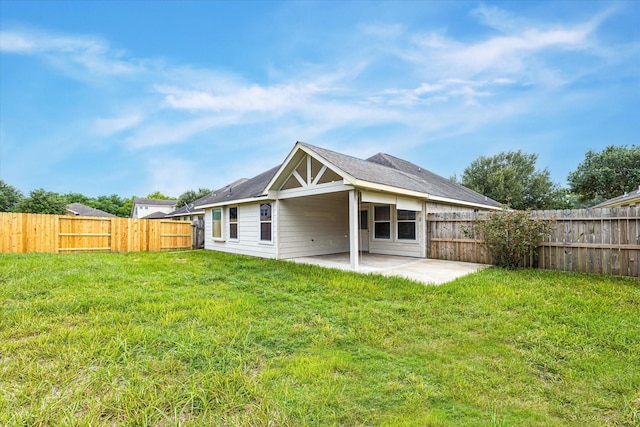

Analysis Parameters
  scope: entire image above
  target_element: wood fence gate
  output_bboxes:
[192,218,205,249]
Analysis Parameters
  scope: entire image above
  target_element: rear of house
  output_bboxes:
[195,142,500,270]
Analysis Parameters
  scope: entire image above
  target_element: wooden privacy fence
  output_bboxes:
[427,207,639,277]
[0,213,193,253]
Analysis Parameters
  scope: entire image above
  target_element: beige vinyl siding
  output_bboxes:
[204,203,277,259]
[278,193,349,259]
[425,202,476,213]
[369,207,424,258]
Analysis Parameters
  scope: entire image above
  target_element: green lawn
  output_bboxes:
[0,251,638,426]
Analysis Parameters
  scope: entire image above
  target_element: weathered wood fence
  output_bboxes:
[427,207,639,277]
[0,213,193,253]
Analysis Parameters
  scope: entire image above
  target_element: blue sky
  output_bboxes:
[1,1,638,198]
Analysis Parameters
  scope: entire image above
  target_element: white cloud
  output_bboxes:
[0,28,142,76]
[92,113,143,136]
[156,82,323,113]
[0,31,35,52]
[470,3,523,32]
[0,4,621,160]
[124,115,240,148]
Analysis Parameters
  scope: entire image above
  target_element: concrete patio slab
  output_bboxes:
[288,253,490,285]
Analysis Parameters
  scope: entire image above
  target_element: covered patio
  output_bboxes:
[288,253,490,285]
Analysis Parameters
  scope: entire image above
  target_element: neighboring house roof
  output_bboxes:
[593,187,640,208]
[133,198,177,206]
[195,142,500,210]
[142,211,170,219]
[66,203,116,217]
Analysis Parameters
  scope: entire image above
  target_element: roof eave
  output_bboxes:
[165,210,205,217]
[195,195,271,210]
[352,179,501,211]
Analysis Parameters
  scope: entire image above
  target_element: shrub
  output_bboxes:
[464,210,549,268]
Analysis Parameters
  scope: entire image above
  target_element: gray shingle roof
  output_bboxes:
[195,167,280,207]
[195,142,499,209]
[366,152,500,207]
[134,198,177,206]
[165,202,202,217]
[301,143,500,208]
[166,180,246,216]
[593,187,640,208]
[66,203,116,217]
[142,211,170,219]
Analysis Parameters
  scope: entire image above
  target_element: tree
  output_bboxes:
[176,188,212,207]
[61,192,92,205]
[567,145,640,203]
[92,194,130,217]
[0,180,23,212]
[13,189,67,214]
[461,150,562,210]
[146,191,173,200]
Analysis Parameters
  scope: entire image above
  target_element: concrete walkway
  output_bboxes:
[288,253,490,285]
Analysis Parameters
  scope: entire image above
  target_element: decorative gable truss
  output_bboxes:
[280,154,343,190]
[269,152,350,199]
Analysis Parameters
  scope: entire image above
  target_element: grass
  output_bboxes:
[0,250,638,426]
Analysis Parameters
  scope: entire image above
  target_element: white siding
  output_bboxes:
[278,194,350,259]
[204,203,277,259]
[368,206,424,258]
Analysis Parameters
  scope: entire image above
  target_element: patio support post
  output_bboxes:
[349,189,359,271]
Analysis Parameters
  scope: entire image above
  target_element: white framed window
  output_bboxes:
[229,206,238,240]
[373,205,391,239]
[397,210,417,240]
[260,203,272,242]
[212,207,222,239]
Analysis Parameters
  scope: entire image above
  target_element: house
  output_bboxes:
[593,186,640,208]
[66,202,116,217]
[195,142,500,270]
[131,198,177,219]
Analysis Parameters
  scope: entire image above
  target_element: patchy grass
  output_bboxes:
[0,251,638,426]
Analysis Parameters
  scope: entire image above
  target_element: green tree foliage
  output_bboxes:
[145,191,173,200]
[567,145,640,202]
[462,150,562,210]
[61,192,92,205]
[0,181,24,212]
[92,194,130,217]
[176,188,212,207]
[122,197,135,218]
[13,189,67,214]
[465,210,549,269]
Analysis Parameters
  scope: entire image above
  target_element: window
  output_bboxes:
[212,208,222,239]
[229,207,238,240]
[374,205,391,239]
[397,210,416,240]
[260,203,272,242]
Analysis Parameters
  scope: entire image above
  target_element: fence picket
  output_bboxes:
[0,213,192,253]
[427,207,640,278]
